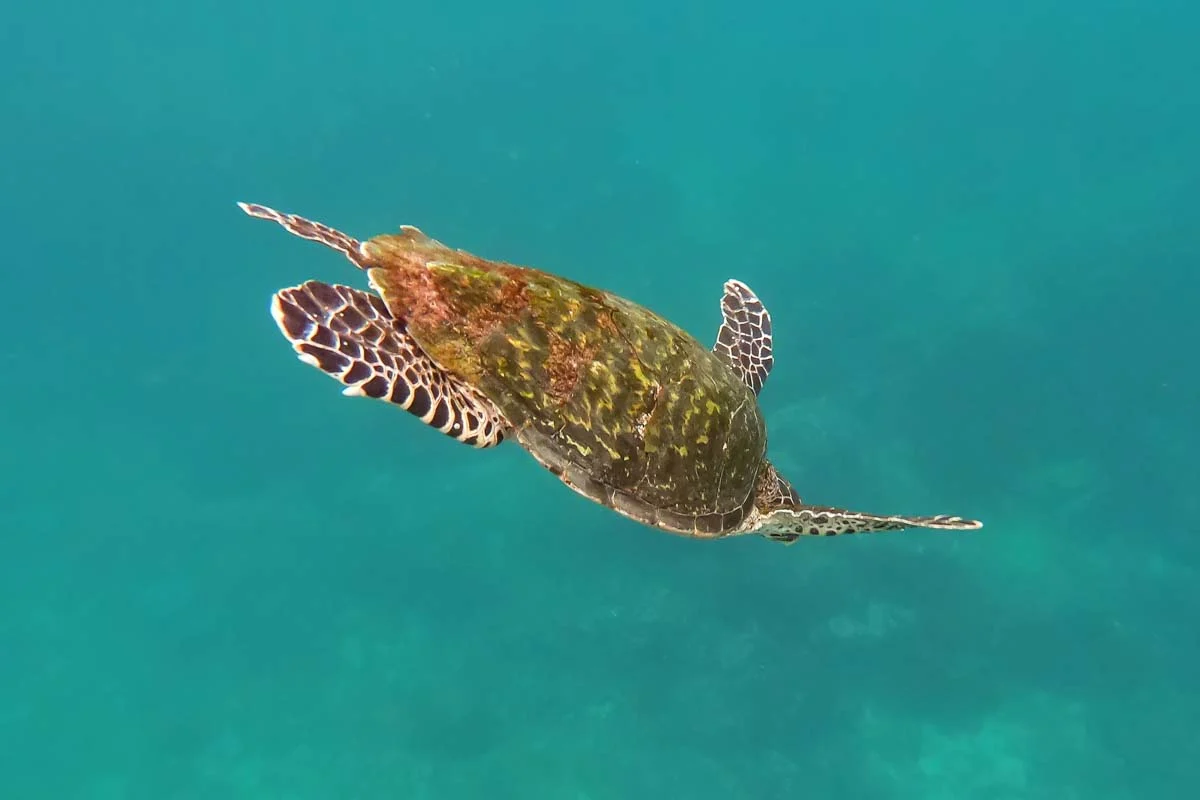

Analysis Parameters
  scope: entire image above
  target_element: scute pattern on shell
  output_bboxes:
[362,232,768,533]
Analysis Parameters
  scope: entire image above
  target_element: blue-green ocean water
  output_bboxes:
[3,1,1198,797]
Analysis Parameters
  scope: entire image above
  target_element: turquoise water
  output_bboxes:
[3,1,1198,797]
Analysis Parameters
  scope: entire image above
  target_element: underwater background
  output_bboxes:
[2,0,1198,797]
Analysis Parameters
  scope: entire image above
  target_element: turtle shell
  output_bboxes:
[363,229,766,535]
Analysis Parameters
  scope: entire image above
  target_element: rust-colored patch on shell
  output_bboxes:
[457,266,531,344]
[363,229,542,382]
[362,229,460,325]
[378,261,455,326]
[545,332,600,402]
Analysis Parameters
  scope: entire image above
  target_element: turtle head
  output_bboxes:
[749,460,982,544]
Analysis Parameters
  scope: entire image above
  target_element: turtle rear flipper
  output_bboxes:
[240,202,370,268]
[753,505,982,544]
[272,281,508,448]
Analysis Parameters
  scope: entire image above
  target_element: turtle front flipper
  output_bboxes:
[712,279,774,395]
[272,281,508,448]
[753,505,983,544]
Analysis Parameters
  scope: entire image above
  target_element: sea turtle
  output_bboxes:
[241,201,982,543]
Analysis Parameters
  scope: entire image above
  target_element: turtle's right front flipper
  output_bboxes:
[272,281,508,448]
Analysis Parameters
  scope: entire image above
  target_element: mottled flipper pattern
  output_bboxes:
[239,202,369,269]
[272,280,507,448]
[713,279,774,395]
[755,506,982,544]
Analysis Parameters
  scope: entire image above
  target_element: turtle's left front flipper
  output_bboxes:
[754,505,982,544]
